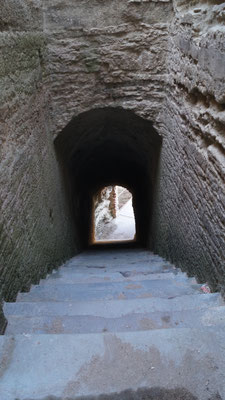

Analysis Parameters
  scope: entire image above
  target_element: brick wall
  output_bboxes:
[153,1,225,292]
[0,1,76,327]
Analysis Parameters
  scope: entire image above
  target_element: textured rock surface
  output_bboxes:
[0,1,75,310]
[44,0,174,136]
[152,1,225,292]
[0,0,43,32]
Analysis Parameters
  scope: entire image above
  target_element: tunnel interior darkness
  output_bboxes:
[55,107,162,251]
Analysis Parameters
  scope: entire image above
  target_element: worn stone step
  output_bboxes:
[57,265,179,279]
[67,249,162,262]
[4,293,223,318]
[5,305,225,335]
[0,328,225,400]
[61,258,176,272]
[40,271,189,285]
[62,263,175,273]
[63,251,172,269]
[16,279,201,302]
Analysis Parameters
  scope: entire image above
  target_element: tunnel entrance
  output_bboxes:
[93,185,136,243]
[55,107,162,251]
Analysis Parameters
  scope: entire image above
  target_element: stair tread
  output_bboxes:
[1,328,225,400]
[16,279,201,302]
[2,249,225,399]
[65,250,164,264]
[40,271,188,285]
[5,305,225,334]
[4,293,223,317]
[61,262,176,273]
[62,251,174,269]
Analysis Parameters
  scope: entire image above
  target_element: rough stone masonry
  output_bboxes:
[0,0,224,331]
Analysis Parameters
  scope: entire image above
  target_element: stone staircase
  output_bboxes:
[1,249,225,399]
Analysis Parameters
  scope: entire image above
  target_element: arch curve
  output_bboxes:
[55,107,162,249]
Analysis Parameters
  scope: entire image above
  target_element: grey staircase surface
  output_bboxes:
[1,248,225,400]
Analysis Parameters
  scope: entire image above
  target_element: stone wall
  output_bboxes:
[45,0,225,292]
[43,0,174,136]
[153,1,225,292]
[0,0,75,321]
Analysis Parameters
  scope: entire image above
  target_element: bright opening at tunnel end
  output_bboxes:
[93,186,136,244]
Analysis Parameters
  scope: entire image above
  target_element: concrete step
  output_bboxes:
[63,251,173,270]
[60,263,177,276]
[0,328,225,400]
[16,279,202,302]
[4,305,225,335]
[40,271,191,285]
[4,294,223,318]
[66,249,162,262]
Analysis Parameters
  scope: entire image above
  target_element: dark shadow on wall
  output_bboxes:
[54,107,162,251]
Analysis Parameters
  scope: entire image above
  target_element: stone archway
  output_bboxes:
[55,107,162,250]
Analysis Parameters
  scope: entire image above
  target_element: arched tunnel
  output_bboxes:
[55,107,162,250]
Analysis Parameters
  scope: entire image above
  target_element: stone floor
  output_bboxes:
[1,248,225,399]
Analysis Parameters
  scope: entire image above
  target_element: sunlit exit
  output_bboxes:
[94,186,136,242]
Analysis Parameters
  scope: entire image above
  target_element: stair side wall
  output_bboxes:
[152,1,225,292]
[0,0,76,316]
